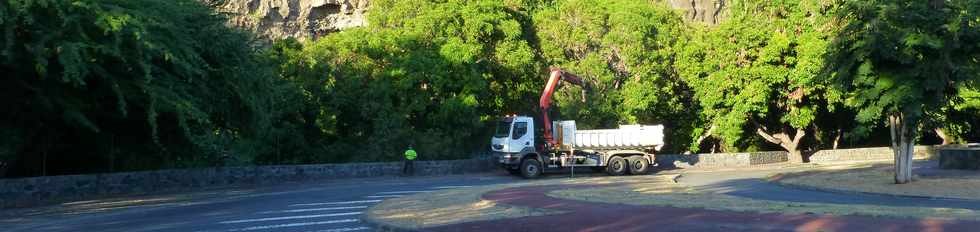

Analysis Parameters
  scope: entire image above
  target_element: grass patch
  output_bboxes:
[778,164,980,200]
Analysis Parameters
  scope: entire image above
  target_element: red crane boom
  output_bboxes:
[539,67,586,147]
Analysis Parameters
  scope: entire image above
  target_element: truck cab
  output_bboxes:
[491,116,536,172]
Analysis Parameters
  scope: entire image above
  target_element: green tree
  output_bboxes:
[283,0,542,161]
[825,0,980,183]
[676,0,842,161]
[0,0,296,176]
[533,0,696,152]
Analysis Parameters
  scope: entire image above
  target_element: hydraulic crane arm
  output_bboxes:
[539,67,587,147]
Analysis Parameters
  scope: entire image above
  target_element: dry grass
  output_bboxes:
[365,174,679,229]
[778,164,980,201]
[549,175,980,221]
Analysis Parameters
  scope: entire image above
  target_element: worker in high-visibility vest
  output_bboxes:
[403,145,417,176]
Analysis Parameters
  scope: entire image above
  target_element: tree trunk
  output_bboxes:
[695,125,716,146]
[0,161,7,178]
[832,128,842,149]
[889,113,916,184]
[934,128,952,145]
[756,127,806,163]
[686,125,717,154]
[788,150,803,164]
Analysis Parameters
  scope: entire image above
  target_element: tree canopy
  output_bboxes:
[533,0,697,152]
[2,0,979,178]
[0,0,299,176]
[271,0,542,162]
[676,0,844,161]
[824,0,980,183]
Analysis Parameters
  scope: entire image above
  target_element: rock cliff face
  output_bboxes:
[207,0,369,41]
[668,0,727,25]
[205,0,725,42]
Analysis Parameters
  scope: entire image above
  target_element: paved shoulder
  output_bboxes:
[679,168,980,210]
[430,184,978,232]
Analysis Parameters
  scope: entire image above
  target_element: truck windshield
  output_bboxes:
[494,120,512,138]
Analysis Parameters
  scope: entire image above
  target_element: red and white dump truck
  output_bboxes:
[490,68,665,178]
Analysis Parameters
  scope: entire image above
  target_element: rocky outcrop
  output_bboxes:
[668,0,727,25]
[206,0,369,41]
[203,0,725,42]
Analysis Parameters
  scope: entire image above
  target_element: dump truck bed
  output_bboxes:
[554,121,665,150]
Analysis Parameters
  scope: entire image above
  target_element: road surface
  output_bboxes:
[6,162,978,232]
[0,174,517,232]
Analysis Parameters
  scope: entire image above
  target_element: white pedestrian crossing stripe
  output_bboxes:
[289,200,381,207]
[224,219,359,231]
[259,206,368,214]
[374,190,432,195]
[220,212,362,224]
[214,188,446,231]
[431,185,472,189]
[305,227,371,232]
[365,195,404,198]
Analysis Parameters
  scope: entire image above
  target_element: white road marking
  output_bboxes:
[305,227,371,232]
[289,200,381,207]
[431,185,472,189]
[220,212,362,224]
[365,195,404,198]
[225,219,358,231]
[259,206,368,214]
[374,190,432,195]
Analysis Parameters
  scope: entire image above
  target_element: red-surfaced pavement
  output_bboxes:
[427,185,978,232]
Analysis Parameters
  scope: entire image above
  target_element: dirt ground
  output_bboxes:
[775,161,980,201]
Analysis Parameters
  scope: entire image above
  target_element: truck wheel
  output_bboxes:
[520,159,543,179]
[628,156,650,175]
[606,156,627,176]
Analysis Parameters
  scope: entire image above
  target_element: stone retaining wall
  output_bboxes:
[655,151,788,169]
[939,147,980,170]
[656,146,939,169]
[0,158,494,208]
[0,146,942,209]
[808,146,938,162]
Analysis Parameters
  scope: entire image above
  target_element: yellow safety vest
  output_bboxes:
[405,149,417,160]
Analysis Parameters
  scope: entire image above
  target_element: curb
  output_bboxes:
[768,173,980,202]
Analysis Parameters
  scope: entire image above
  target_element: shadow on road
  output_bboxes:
[698,177,980,210]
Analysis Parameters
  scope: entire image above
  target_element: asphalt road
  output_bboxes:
[0,174,519,232]
[5,161,977,232]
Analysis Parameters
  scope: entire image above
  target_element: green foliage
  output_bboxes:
[8,0,979,177]
[533,0,697,152]
[826,0,980,129]
[0,0,297,176]
[676,0,843,152]
[277,0,543,161]
[920,86,980,144]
